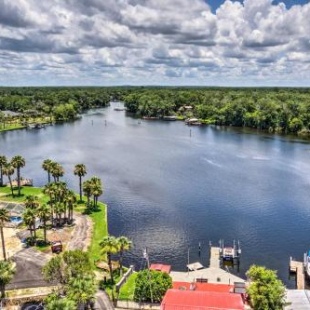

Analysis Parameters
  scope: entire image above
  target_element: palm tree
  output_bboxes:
[24,195,39,210]
[50,162,64,182]
[0,208,10,260]
[37,204,51,244]
[117,236,132,276]
[0,155,7,187]
[23,208,37,241]
[45,297,76,310]
[74,164,87,202]
[42,159,54,184]
[11,155,26,196]
[90,177,103,209]
[99,236,119,283]
[82,180,92,208]
[2,163,14,197]
[54,202,65,226]
[65,190,76,224]
[67,274,96,309]
[0,260,15,298]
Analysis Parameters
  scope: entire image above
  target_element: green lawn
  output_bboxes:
[88,202,108,262]
[0,186,47,203]
[0,186,108,262]
[0,123,26,132]
[118,273,137,300]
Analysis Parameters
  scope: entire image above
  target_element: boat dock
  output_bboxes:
[209,246,221,268]
[289,257,305,289]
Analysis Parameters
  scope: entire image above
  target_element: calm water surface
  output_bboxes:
[1,102,310,287]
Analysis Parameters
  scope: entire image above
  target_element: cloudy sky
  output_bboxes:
[0,0,310,86]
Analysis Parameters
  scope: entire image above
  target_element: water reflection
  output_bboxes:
[1,102,310,288]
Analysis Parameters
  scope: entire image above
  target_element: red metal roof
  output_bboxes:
[161,289,245,310]
[150,263,171,273]
[172,282,233,293]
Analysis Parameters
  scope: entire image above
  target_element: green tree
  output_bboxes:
[117,236,132,276]
[45,294,76,310]
[42,159,54,184]
[23,208,37,241]
[43,250,93,286]
[82,179,92,207]
[11,155,25,196]
[74,164,87,202]
[134,269,172,303]
[65,190,76,224]
[246,265,286,310]
[50,162,64,182]
[66,274,96,309]
[2,163,15,197]
[37,204,51,243]
[99,236,119,283]
[0,260,15,298]
[0,208,10,260]
[24,195,39,210]
[90,176,103,209]
[0,155,7,187]
[43,255,66,284]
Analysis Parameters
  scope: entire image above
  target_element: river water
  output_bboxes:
[1,102,310,287]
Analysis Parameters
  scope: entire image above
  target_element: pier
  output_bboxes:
[289,257,305,289]
[209,246,221,268]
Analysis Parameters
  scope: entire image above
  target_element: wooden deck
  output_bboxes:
[209,247,221,268]
[289,257,305,290]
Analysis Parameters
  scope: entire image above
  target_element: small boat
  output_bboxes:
[114,107,125,111]
[142,116,159,120]
[185,118,202,126]
[163,116,177,121]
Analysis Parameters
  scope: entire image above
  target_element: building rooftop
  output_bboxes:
[161,289,245,310]
[150,263,172,274]
[170,267,245,285]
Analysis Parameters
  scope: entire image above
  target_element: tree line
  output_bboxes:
[122,87,310,136]
[2,86,310,135]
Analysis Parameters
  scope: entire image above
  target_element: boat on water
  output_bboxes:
[114,107,125,111]
[142,116,159,120]
[163,115,177,121]
[185,118,202,126]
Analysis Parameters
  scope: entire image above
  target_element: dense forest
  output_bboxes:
[1,87,310,135]
[122,87,310,136]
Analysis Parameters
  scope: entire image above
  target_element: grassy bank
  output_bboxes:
[0,186,108,262]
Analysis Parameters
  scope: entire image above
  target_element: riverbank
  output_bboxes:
[0,186,108,261]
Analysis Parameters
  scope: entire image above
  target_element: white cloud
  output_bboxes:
[0,0,309,86]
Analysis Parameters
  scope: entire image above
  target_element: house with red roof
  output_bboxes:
[161,282,245,310]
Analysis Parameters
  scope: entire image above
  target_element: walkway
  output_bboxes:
[95,290,115,310]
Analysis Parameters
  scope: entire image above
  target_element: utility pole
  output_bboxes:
[144,248,153,303]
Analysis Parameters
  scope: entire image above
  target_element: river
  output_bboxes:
[1,101,310,287]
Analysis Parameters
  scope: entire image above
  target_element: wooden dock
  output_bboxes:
[209,247,221,268]
[289,257,305,289]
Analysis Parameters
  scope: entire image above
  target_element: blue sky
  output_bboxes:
[0,0,310,87]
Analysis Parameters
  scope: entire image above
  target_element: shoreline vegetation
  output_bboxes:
[1,86,310,136]
[0,186,108,259]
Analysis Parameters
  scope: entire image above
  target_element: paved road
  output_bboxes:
[95,290,115,310]
[8,214,92,291]
[9,248,53,290]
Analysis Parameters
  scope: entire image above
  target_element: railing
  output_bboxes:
[115,265,135,293]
